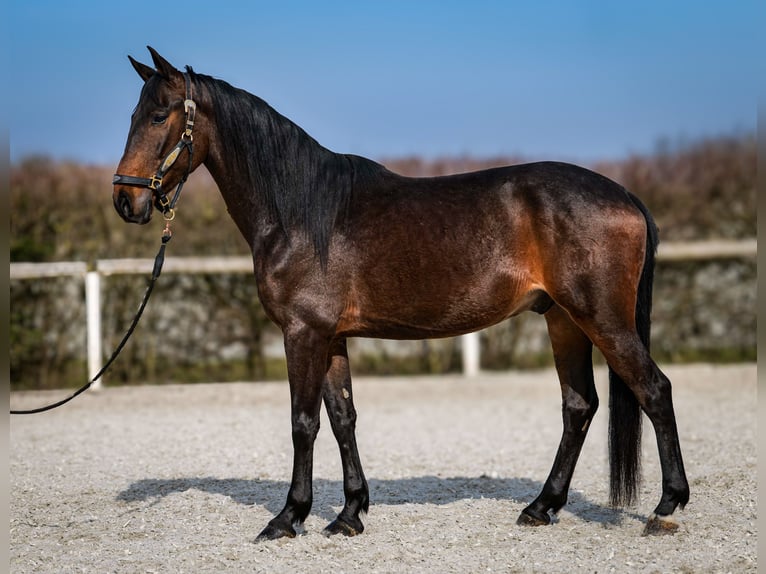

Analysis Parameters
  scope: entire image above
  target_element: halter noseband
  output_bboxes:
[113,72,197,221]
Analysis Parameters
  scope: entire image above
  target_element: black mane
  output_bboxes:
[185,67,383,265]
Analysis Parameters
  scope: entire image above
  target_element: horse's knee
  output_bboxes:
[292,411,320,445]
[326,391,357,425]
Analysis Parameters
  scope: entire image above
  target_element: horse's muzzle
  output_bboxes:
[114,189,152,224]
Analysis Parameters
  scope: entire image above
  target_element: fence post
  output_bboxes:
[85,271,102,389]
[461,332,480,377]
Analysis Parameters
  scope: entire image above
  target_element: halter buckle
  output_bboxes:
[149,174,163,191]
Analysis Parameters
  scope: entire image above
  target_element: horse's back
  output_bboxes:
[351,158,641,218]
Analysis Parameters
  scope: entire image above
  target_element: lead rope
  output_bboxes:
[10,223,174,415]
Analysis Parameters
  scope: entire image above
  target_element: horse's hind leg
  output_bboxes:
[589,328,689,534]
[518,304,598,526]
[322,338,369,536]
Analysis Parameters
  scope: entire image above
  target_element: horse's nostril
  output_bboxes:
[117,190,132,217]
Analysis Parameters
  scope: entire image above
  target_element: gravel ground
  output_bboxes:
[10,363,757,573]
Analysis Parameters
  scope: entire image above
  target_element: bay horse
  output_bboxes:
[113,47,688,540]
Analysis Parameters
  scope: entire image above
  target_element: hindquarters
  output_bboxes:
[515,164,659,509]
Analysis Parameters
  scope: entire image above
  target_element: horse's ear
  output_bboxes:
[147,46,181,81]
[128,55,155,82]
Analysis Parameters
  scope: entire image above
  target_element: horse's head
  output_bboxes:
[113,47,205,224]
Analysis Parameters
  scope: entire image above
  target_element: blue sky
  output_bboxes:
[8,0,760,165]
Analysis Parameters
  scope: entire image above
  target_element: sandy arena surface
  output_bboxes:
[10,363,757,573]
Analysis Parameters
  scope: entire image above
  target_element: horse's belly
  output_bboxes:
[336,280,550,340]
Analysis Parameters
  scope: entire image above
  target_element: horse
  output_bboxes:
[113,47,688,541]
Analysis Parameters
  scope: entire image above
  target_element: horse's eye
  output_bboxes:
[152,114,168,125]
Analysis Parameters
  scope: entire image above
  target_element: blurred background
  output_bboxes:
[9,1,757,389]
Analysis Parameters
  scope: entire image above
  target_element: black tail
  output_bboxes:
[608,192,658,507]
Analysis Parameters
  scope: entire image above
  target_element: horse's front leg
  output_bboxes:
[322,338,369,536]
[256,325,329,541]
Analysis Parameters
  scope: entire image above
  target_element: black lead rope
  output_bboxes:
[10,229,172,415]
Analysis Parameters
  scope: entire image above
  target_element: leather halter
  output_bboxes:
[113,72,196,220]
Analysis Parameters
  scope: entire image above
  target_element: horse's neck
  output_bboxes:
[203,159,268,247]
[201,90,374,263]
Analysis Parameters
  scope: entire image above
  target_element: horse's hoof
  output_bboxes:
[642,513,679,536]
[516,508,551,527]
[255,522,297,542]
[324,518,362,537]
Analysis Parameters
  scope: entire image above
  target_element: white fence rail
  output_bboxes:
[10,239,757,384]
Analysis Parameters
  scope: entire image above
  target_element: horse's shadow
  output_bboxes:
[116,474,644,526]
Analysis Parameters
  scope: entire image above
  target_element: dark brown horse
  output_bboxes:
[113,47,688,540]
